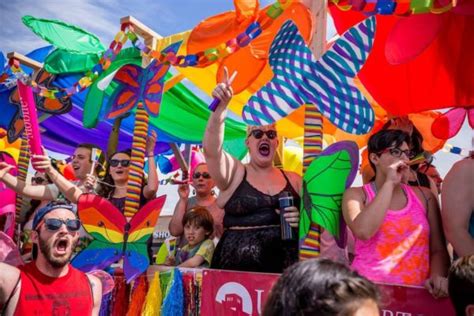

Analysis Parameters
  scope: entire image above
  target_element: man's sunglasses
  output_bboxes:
[378,147,415,159]
[43,218,81,232]
[193,172,211,179]
[248,129,277,140]
[109,159,130,168]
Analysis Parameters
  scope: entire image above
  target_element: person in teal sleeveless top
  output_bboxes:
[442,156,474,257]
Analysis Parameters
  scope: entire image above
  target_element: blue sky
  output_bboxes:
[0,0,277,54]
[0,0,471,179]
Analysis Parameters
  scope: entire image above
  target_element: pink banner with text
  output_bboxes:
[201,269,455,316]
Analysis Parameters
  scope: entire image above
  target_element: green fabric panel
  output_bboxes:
[22,15,105,53]
[223,137,248,160]
[44,49,100,74]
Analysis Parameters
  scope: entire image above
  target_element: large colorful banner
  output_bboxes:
[201,269,455,316]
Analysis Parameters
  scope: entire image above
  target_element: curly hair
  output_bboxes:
[263,258,380,316]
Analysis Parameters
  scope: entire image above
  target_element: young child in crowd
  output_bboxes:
[167,206,215,268]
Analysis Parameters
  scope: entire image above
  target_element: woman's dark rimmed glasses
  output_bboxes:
[248,129,277,140]
[378,147,415,159]
[43,218,81,232]
[193,172,211,179]
[109,159,130,167]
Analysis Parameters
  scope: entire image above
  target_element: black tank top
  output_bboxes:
[223,168,301,227]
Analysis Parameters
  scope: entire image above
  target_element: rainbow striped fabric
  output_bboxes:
[124,104,149,217]
[242,17,376,135]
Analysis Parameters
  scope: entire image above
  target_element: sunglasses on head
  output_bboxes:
[109,159,130,168]
[43,218,81,232]
[248,129,277,140]
[378,147,415,159]
[193,172,211,179]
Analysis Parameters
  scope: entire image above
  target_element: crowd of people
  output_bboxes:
[0,77,472,315]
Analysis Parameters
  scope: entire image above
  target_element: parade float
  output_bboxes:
[2,0,472,314]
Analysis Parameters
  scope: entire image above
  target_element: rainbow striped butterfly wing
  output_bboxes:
[72,194,126,272]
[242,17,375,135]
[299,142,359,241]
[122,195,165,282]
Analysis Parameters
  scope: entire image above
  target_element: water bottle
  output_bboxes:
[279,191,295,240]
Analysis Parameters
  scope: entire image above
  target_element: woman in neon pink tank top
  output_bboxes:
[342,129,450,298]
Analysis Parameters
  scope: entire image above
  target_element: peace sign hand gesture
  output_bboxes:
[209,67,237,111]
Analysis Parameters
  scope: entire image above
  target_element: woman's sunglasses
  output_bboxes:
[248,129,277,140]
[109,159,130,168]
[193,172,211,179]
[43,218,81,232]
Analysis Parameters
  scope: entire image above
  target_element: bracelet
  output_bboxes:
[147,154,154,158]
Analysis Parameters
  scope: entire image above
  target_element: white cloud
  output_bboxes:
[0,0,176,54]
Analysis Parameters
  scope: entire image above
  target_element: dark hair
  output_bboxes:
[448,255,474,316]
[76,143,106,175]
[182,206,214,237]
[367,129,411,174]
[97,149,132,198]
[263,258,380,316]
[381,120,424,156]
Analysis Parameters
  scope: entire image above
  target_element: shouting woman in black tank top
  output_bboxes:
[203,71,302,273]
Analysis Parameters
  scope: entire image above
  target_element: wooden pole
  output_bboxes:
[7,52,43,71]
[120,16,162,68]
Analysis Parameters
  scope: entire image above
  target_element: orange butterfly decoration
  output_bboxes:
[186,0,314,94]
